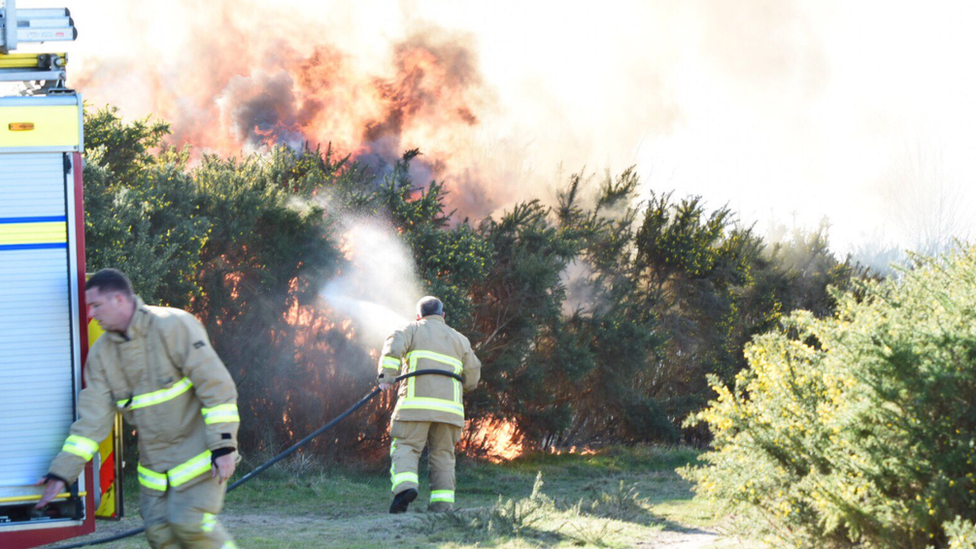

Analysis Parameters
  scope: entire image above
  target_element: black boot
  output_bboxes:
[389,488,418,514]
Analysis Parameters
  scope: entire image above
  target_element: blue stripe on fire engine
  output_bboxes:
[0,215,68,224]
[0,216,69,252]
[0,242,68,251]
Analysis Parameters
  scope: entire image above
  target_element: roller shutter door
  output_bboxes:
[0,153,78,500]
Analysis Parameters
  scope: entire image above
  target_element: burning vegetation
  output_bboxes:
[63,5,976,546]
[77,3,868,463]
[461,418,524,462]
[76,11,495,216]
[81,102,865,462]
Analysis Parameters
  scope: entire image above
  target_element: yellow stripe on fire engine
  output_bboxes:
[0,491,88,504]
[0,221,67,246]
[0,53,68,69]
[0,105,79,148]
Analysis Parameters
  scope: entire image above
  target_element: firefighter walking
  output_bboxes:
[36,269,241,549]
[378,296,481,513]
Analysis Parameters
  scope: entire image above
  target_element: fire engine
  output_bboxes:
[0,2,122,548]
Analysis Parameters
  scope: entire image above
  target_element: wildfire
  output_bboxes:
[548,445,597,456]
[463,418,524,462]
[75,3,493,216]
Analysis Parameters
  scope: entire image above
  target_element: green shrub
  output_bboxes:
[943,517,976,549]
[681,247,976,548]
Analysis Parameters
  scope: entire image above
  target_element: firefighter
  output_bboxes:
[378,296,481,513]
[35,269,241,549]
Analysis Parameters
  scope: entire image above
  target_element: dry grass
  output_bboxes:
[41,445,752,549]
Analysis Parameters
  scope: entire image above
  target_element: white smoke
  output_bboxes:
[560,259,597,316]
[319,218,423,347]
[46,0,976,253]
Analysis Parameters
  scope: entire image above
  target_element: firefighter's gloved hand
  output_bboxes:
[212,453,236,484]
[379,383,394,391]
[34,476,66,508]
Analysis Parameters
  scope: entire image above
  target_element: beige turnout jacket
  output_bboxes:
[49,298,240,492]
[377,315,481,428]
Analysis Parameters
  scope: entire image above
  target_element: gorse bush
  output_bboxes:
[944,517,976,549]
[682,247,976,548]
[83,106,863,454]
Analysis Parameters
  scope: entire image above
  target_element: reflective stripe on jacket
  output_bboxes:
[48,297,240,491]
[376,315,481,427]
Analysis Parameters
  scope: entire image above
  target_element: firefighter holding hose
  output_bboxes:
[378,296,481,513]
[36,269,241,549]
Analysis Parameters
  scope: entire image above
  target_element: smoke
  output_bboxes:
[59,0,495,217]
[50,0,976,249]
[319,218,422,347]
[560,259,598,316]
[878,137,971,256]
[218,70,305,151]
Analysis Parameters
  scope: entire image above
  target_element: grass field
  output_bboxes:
[44,446,754,549]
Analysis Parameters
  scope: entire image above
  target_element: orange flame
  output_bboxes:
[548,445,597,456]
[224,271,242,300]
[75,10,499,218]
[463,418,524,462]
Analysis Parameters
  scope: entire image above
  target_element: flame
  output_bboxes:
[224,271,243,300]
[281,412,294,439]
[548,445,597,456]
[462,417,524,462]
[75,12,492,214]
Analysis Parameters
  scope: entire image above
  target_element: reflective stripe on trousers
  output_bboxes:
[138,464,168,491]
[389,438,396,490]
[138,450,213,491]
[389,438,420,491]
[431,489,455,503]
[392,472,419,491]
[201,512,218,533]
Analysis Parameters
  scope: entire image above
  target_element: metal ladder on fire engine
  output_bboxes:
[0,0,77,89]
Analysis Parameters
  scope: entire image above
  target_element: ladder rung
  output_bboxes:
[7,8,71,19]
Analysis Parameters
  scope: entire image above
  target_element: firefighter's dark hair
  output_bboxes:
[417,296,444,317]
[86,268,134,297]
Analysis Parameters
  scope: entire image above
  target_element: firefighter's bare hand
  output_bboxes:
[379,382,394,391]
[34,477,65,509]
[212,454,236,484]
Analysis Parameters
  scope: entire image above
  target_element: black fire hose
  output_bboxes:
[48,369,463,549]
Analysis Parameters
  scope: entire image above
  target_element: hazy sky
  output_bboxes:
[21,0,976,253]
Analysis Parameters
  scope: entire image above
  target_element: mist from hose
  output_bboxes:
[319,218,421,351]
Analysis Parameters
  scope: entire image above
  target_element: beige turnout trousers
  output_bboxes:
[141,474,237,549]
[390,420,463,510]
